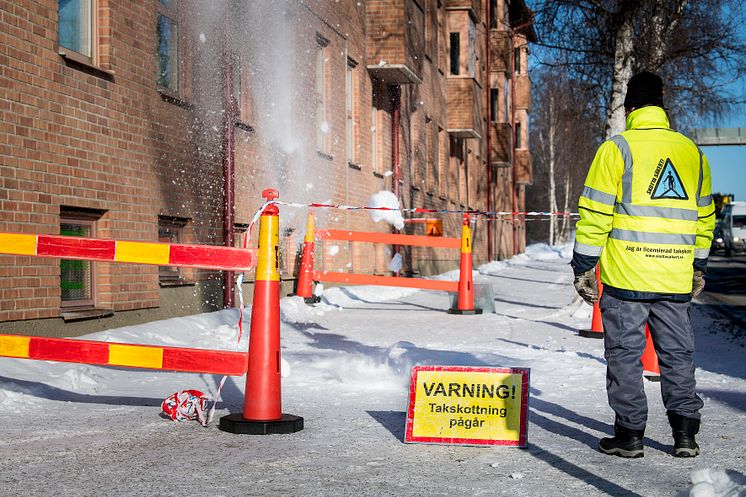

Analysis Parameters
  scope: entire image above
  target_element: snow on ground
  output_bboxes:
[0,244,744,496]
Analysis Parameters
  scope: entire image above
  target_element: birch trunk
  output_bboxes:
[548,93,557,245]
[605,14,635,139]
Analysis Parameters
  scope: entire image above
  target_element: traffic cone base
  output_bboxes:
[579,328,604,339]
[448,308,483,315]
[219,413,304,435]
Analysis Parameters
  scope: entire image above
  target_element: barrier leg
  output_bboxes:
[220,189,303,435]
[642,324,660,382]
[579,266,604,338]
[449,214,482,315]
[290,211,320,303]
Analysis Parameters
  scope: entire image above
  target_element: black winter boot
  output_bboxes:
[668,412,700,458]
[598,422,645,458]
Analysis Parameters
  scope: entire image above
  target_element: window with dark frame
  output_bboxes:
[515,121,522,149]
[157,0,179,92]
[449,32,460,75]
[58,0,94,61]
[490,88,499,122]
[60,215,96,308]
[346,57,358,166]
[490,0,498,29]
[158,216,187,282]
[316,33,330,154]
[514,47,521,74]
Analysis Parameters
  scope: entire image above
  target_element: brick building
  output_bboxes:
[0,0,534,336]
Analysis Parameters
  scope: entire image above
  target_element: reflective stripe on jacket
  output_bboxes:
[574,106,716,296]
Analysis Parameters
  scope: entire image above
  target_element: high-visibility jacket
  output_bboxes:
[574,106,716,297]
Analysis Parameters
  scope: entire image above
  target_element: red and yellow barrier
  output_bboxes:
[0,334,246,375]
[0,233,256,271]
[219,189,304,434]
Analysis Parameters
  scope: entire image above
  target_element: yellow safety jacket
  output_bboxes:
[574,106,716,297]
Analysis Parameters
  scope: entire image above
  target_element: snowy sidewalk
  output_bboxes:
[0,245,744,496]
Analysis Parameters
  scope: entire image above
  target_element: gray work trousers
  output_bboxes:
[600,292,703,431]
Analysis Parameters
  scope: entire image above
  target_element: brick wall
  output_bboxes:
[0,0,532,332]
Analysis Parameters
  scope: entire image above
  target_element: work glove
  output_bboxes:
[692,270,705,298]
[574,269,598,305]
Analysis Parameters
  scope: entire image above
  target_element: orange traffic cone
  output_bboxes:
[220,189,303,435]
[579,266,604,338]
[292,211,320,303]
[642,324,661,382]
[449,214,482,315]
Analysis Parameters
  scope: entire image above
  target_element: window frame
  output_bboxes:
[59,215,97,309]
[158,216,189,284]
[316,33,331,156]
[156,0,180,94]
[449,32,460,76]
[57,0,98,66]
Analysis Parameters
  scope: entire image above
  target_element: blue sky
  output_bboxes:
[703,145,745,201]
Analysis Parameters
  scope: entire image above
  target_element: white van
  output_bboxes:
[722,201,746,257]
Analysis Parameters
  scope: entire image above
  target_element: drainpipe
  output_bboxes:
[510,27,518,256]
[390,85,401,266]
[485,0,494,261]
[222,28,236,308]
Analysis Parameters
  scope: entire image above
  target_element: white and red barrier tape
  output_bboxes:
[273,201,578,219]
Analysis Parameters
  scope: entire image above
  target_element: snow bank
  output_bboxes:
[366,191,405,230]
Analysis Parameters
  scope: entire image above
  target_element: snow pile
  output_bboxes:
[320,284,418,307]
[366,191,405,230]
[676,468,746,497]
[478,260,509,275]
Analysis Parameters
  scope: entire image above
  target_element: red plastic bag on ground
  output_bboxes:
[161,390,208,426]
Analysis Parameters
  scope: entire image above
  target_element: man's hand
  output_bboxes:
[574,269,598,305]
[692,270,705,298]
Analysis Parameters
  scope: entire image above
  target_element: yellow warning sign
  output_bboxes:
[405,365,530,446]
[426,219,443,237]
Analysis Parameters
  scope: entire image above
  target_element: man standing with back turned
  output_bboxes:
[571,72,716,458]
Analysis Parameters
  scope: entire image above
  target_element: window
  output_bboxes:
[437,126,444,195]
[158,216,188,282]
[346,57,358,165]
[371,104,379,174]
[425,0,438,60]
[449,33,460,75]
[316,34,330,154]
[490,0,498,29]
[58,0,94,60]
[60,216,95,308]
[515,121,522,149]
[490,88,499,123]
[157,0,179,92]
[426,119,439,193]
[514,47,521,74]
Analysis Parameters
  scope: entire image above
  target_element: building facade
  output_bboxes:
[0,0,534,335]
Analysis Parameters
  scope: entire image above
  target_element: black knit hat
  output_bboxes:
[624,71,664,109]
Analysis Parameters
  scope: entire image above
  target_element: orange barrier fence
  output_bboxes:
[295,213,481,314]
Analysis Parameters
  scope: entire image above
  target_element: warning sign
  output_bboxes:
[404,365,530,446]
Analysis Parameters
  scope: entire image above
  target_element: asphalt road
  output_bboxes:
[698,253,746,331]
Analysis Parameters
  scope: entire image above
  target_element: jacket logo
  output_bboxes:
[648,158,688,200]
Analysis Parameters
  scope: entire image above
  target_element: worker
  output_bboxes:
[571,71,716,458]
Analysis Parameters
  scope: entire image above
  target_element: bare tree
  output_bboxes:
[531,0,746,135]
[527,67,601,245]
